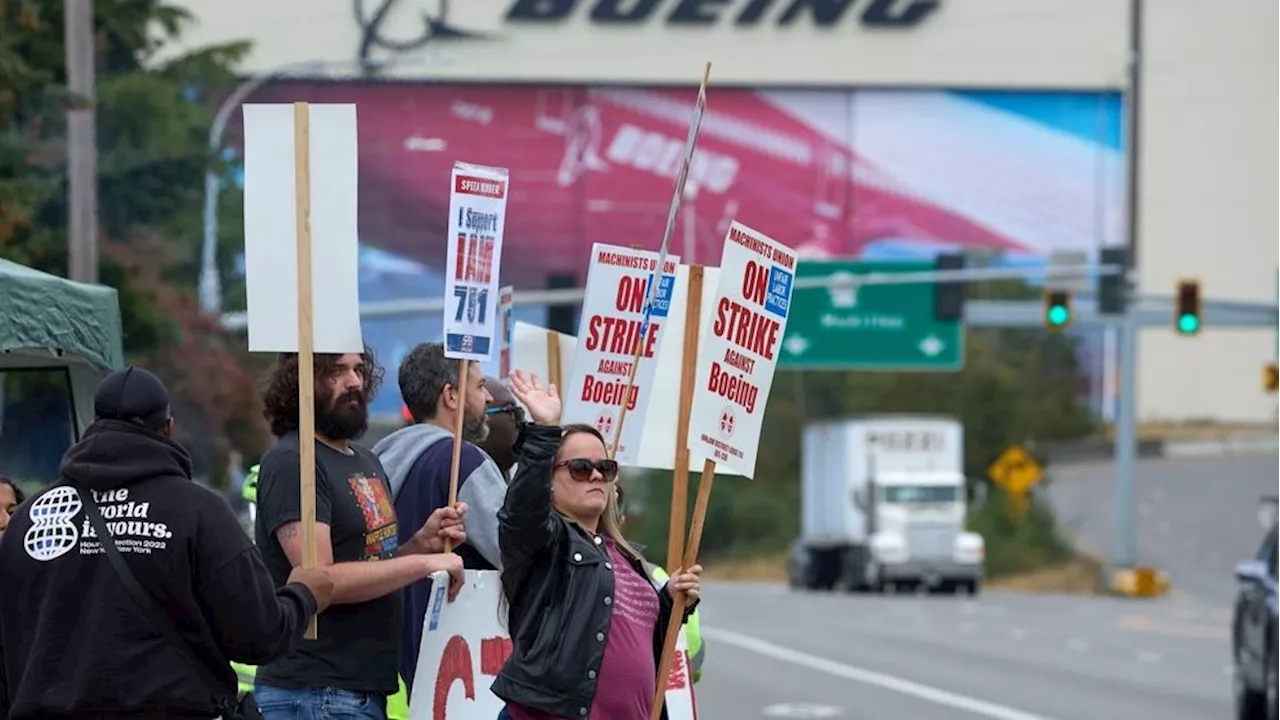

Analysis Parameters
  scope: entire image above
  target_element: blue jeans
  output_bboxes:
[254,683,388,720]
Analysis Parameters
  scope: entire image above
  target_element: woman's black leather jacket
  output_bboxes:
[490,423,698,719]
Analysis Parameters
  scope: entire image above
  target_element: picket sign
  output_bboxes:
[509,266,743,478]
[442,162,508,363]
[409,570,697,720]
[511,322,575,390]
[685,222,798,479]
[561,243,681,464]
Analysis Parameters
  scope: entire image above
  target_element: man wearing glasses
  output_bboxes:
[372,342,506,692]
[478,377,526,482]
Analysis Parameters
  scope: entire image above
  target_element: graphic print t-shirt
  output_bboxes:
[254,432,403,694]
[591,539,659,718]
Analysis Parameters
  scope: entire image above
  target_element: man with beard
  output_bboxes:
[372,342,506,691]
[477,378,524,482]
[253,350,468,720]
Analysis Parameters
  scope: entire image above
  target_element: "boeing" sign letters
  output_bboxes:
[505,0,942,28]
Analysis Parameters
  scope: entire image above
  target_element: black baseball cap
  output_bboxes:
[94,366,171,431]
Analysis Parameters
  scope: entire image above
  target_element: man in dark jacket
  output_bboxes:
[0,366,333,720]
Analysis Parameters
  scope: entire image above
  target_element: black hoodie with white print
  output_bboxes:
[0,419,317,720]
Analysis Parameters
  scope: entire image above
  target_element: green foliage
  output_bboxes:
[625,303,1096,571]
[966,488,1075,577]
[0,0,264,485]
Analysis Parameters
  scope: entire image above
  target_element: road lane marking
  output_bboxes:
[702,627,1060,720]
[763,702,844,718]
[1119,613,1228,641]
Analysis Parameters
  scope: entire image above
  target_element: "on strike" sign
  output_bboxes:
[562,243,680,464]
[686,221,797,478]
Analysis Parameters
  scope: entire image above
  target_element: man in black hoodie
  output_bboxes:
[0,366,334,720]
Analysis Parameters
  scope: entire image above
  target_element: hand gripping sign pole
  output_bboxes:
[606,62,711,464]
[243,102,364,640]
[442,162,509,552]
[650,222,798,720]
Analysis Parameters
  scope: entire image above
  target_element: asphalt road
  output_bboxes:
[1045,454,1278,607]
[693,583,1231,720]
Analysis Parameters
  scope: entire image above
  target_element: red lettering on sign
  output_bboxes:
[615,275,652,313]
[455,175,506,199]
[582,375,639,410]
[434,635,475,720]
[742,261,769,306]
[454,234,495,283]
[431,635,514,718]
[584,316,660,358]
[666,650,688,692]
[480,636,513,676]
[712,298,780,360]
[707,361,759,414]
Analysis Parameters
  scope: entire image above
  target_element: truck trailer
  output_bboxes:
[788,415,984,594]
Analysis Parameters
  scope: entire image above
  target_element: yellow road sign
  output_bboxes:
[1264,362,1278,393]
[988,444,1043,495]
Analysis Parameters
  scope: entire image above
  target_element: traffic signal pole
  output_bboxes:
[1114,0,1144,572]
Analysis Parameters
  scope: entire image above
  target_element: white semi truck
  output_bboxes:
[787,415,985,595]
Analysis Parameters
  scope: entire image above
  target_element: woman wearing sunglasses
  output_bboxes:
[492,369,702,720]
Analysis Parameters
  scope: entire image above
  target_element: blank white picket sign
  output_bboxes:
[241,103,363,354]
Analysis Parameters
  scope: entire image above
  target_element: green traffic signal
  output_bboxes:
[1174,279,1202,336]
[1043,289,1072,329]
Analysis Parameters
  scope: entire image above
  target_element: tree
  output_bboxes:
[0,0,264,485]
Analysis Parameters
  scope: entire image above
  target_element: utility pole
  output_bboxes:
[1114,0,1144,570]
[65,0,98,283]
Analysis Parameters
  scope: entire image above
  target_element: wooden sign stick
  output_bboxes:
[546,328,564,390]
[651,457,717,720]
[667,265,704,573]
[607,61,711,460]
[292,101,319,640]
[444,359,470,554]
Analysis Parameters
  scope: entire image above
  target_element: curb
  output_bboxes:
[1046,435,1277,465]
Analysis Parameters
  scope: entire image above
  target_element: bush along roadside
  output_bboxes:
[967,484,1077,579]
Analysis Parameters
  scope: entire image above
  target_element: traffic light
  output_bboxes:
[1174,279,1202,335]
[934,252,966,321]
[1098,247,1129,315]
[1264,362,1278,393]
[1043,289,1073,330]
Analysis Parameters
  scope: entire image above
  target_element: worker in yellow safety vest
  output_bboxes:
[237,465,412,719]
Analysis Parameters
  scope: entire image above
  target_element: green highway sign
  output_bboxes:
[779,260,965,371]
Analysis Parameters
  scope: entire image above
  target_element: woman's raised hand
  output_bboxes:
[508,369,562,426]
